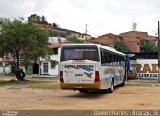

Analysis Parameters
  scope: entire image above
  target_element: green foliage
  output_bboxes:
[22,24,52,62]
[68,38,84,43]
[50,60,59,68]
[141,40,158,53]
[0,18,51,71]
[28,14,48,24]
[114,41,130,53]
[26,68,32,75]
[21,59,31,68]
[52,23,59,28]
[10,63,16,74]
[0,78,60,89]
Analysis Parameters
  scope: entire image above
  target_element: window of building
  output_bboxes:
[43,63,48,73]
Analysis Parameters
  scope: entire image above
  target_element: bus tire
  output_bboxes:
[108,80,114,93]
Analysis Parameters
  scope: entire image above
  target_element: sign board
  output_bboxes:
[136,59,158,80]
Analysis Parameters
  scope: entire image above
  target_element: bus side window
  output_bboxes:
[100,49,105,65]
[107,52,113,66]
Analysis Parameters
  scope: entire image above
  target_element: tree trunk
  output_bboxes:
[15,50,22,81]
[16,50,20,70]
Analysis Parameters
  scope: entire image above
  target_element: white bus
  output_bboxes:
[59,44,126,93]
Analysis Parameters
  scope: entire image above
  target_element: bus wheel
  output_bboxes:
[108,80,114,93]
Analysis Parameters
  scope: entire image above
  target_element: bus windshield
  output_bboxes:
[61,45,100,62]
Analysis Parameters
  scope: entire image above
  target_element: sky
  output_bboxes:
[0,0,159,37]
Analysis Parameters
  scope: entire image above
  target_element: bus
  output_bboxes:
[59,44,126,93]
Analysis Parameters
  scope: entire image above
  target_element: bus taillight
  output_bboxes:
[94,71,100,83]
[60,71,64,83]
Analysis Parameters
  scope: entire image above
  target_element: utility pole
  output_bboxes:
[158,21,160,82]
[85,24,88,34]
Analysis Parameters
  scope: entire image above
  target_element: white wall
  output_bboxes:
[48,37,67,43]
[136,59,158,80]
[0,62,11,75]
[39,48,60,76]
[0,67,3,75]
[48,64,59,76]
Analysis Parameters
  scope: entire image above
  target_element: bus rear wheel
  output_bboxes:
[108,80,114,93]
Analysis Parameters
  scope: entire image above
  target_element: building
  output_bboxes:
[39,42,72,75]
[63,29,91,41]
[90,31,158,52]
[89,33,119,48]
[0,54,14,75]
[33,22,92,41]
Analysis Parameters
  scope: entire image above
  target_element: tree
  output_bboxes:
[140,40,158,53]
[28,14,48,24]
[0,18,51,80]
[41,15,48,24]
[68,38,84,43]
[114,41,130,53]
[52,23,60,28]
[28,14,41,23]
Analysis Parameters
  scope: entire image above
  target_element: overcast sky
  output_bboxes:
[0,0,159,37]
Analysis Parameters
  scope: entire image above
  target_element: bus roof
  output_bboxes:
[61,43,126,56]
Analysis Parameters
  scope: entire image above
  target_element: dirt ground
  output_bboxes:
[0,77,160,110]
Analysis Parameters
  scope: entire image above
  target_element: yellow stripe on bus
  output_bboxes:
[60,82,101,89]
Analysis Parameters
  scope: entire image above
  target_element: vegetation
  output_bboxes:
[25,68,33,75]
[114,41,130,53]
[126,81,160,87]
[50,60,59,68]
[140,40,158,52]
[28,14,48,24]
[0,18,51,80]
[0,78,59,89]
[68,38,84,43]
[28,14,59,28]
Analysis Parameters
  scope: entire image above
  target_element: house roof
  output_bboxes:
[48,42,73,48]
[0,58,14,62]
